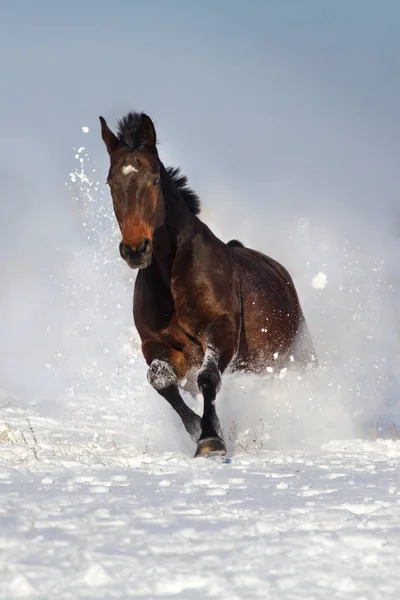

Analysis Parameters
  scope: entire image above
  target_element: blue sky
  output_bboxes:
[1,0,400,250]
[2,1,399,169]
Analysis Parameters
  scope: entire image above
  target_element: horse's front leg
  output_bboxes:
[142,341,202,443]
[195,315,237,457]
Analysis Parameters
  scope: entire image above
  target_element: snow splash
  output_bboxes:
[209,188,400,451]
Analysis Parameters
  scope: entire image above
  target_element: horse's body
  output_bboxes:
[100,111,316,457]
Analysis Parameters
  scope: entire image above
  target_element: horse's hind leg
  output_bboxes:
[195,315,237,458]
[143,342,202,442]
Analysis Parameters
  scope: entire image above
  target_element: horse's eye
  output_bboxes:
[153,177,160,186]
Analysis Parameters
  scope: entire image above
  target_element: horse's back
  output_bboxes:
[228,244,315,371]
[228,244,297,300]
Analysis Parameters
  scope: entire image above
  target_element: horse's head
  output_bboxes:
[100,113,164,269]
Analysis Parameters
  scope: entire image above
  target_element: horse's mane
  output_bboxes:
[117,112,153,151]
[166,166,201,216]
[116,112,200,215]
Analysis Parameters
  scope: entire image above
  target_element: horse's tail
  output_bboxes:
[227,239,245,248]
[293,314,319,371]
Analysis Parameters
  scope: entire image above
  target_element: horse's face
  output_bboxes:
[106,148,164,269]
[100,114,164,269]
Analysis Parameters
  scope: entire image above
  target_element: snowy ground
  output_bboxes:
[2,140,400,598]
[1,392,400,599]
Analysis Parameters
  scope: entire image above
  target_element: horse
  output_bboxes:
[99,111,316,457]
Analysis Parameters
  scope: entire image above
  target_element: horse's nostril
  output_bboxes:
[137,238,151,256]
[119,242,133,260]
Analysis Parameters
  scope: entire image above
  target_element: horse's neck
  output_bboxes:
[151,185,198,287]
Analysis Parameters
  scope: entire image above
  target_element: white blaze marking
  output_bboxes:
[122,164,138,175]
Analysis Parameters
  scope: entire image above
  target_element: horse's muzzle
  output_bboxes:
[119,239,152,269]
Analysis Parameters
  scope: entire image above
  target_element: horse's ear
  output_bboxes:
[140,113,157,147]
[99,116,120,155]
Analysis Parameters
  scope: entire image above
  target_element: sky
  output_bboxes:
[1,0,400,434]
[1,0,400,204]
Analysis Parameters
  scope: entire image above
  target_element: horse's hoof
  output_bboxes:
[195,437,227,458]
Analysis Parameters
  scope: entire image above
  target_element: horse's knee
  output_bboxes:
[147,359,176,391]
[197,362,221,394]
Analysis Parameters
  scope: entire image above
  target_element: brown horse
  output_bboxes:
[100,111,316,457]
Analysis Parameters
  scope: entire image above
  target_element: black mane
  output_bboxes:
[166,166,201,215]
[117,112,154,151]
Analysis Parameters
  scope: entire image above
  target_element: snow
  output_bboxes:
[1,134,400,598]
[312,272,328,290]
[1,408,400,598]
